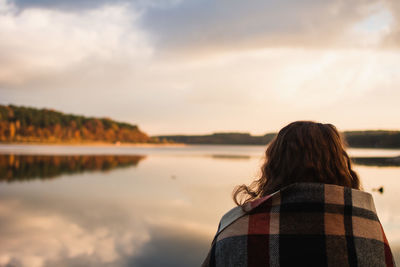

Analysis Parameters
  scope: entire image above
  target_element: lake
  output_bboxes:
[0,144,399,267]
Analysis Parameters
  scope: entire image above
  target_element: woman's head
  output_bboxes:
[233,121,360,205]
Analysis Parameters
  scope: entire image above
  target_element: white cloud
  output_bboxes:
[0,0,399,134]
[0,0,152,86]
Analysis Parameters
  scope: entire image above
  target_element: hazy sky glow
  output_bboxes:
[0,0,399,135]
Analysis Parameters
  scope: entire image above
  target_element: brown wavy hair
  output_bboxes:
[233,121,360,206]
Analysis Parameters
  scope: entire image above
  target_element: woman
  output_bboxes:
[202,121,395,267]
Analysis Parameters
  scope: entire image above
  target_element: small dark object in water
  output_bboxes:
[372,186,384,194]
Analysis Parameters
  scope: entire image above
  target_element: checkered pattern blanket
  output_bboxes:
[202,183,395,267]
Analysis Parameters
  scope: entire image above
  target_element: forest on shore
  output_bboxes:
[1,104,399,148]
[0,105,154,143]
[156,131,400,148]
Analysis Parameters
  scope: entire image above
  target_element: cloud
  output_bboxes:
[11,0,124,11]
[140,0,390,53]
[0,0,152,86]
[6,0,399,54]
[9,0,183,12]
[381,0,400,48]
[1,0,400,135]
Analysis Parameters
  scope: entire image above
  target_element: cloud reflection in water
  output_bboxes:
[0,150,399,266]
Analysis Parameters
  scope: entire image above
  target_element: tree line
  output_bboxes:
[1,104,399,147]
[0,104,153,143]
[156,131,400,148]
[155,133,276,145]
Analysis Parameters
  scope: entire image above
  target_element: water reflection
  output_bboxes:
[0,154,146,182]
[2,153,398,184]
[0,147,399,266]
[0,194,210,267]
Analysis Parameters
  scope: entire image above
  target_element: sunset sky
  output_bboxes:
[0,0,399,135]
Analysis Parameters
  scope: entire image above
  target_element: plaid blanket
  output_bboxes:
[202,183,395,267]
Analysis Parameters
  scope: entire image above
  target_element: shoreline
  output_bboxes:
[0,142,187,147]
[1,142,400,150]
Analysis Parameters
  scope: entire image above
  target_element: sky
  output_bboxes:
[0,0,399,135]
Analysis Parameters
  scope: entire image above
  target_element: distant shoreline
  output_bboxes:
[2,142,400,150]
[0,141,187,147]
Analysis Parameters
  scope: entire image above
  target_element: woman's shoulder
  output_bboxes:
[217,205,246,234]
[217,193,277,235]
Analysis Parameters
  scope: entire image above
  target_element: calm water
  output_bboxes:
[0,144,399,267]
